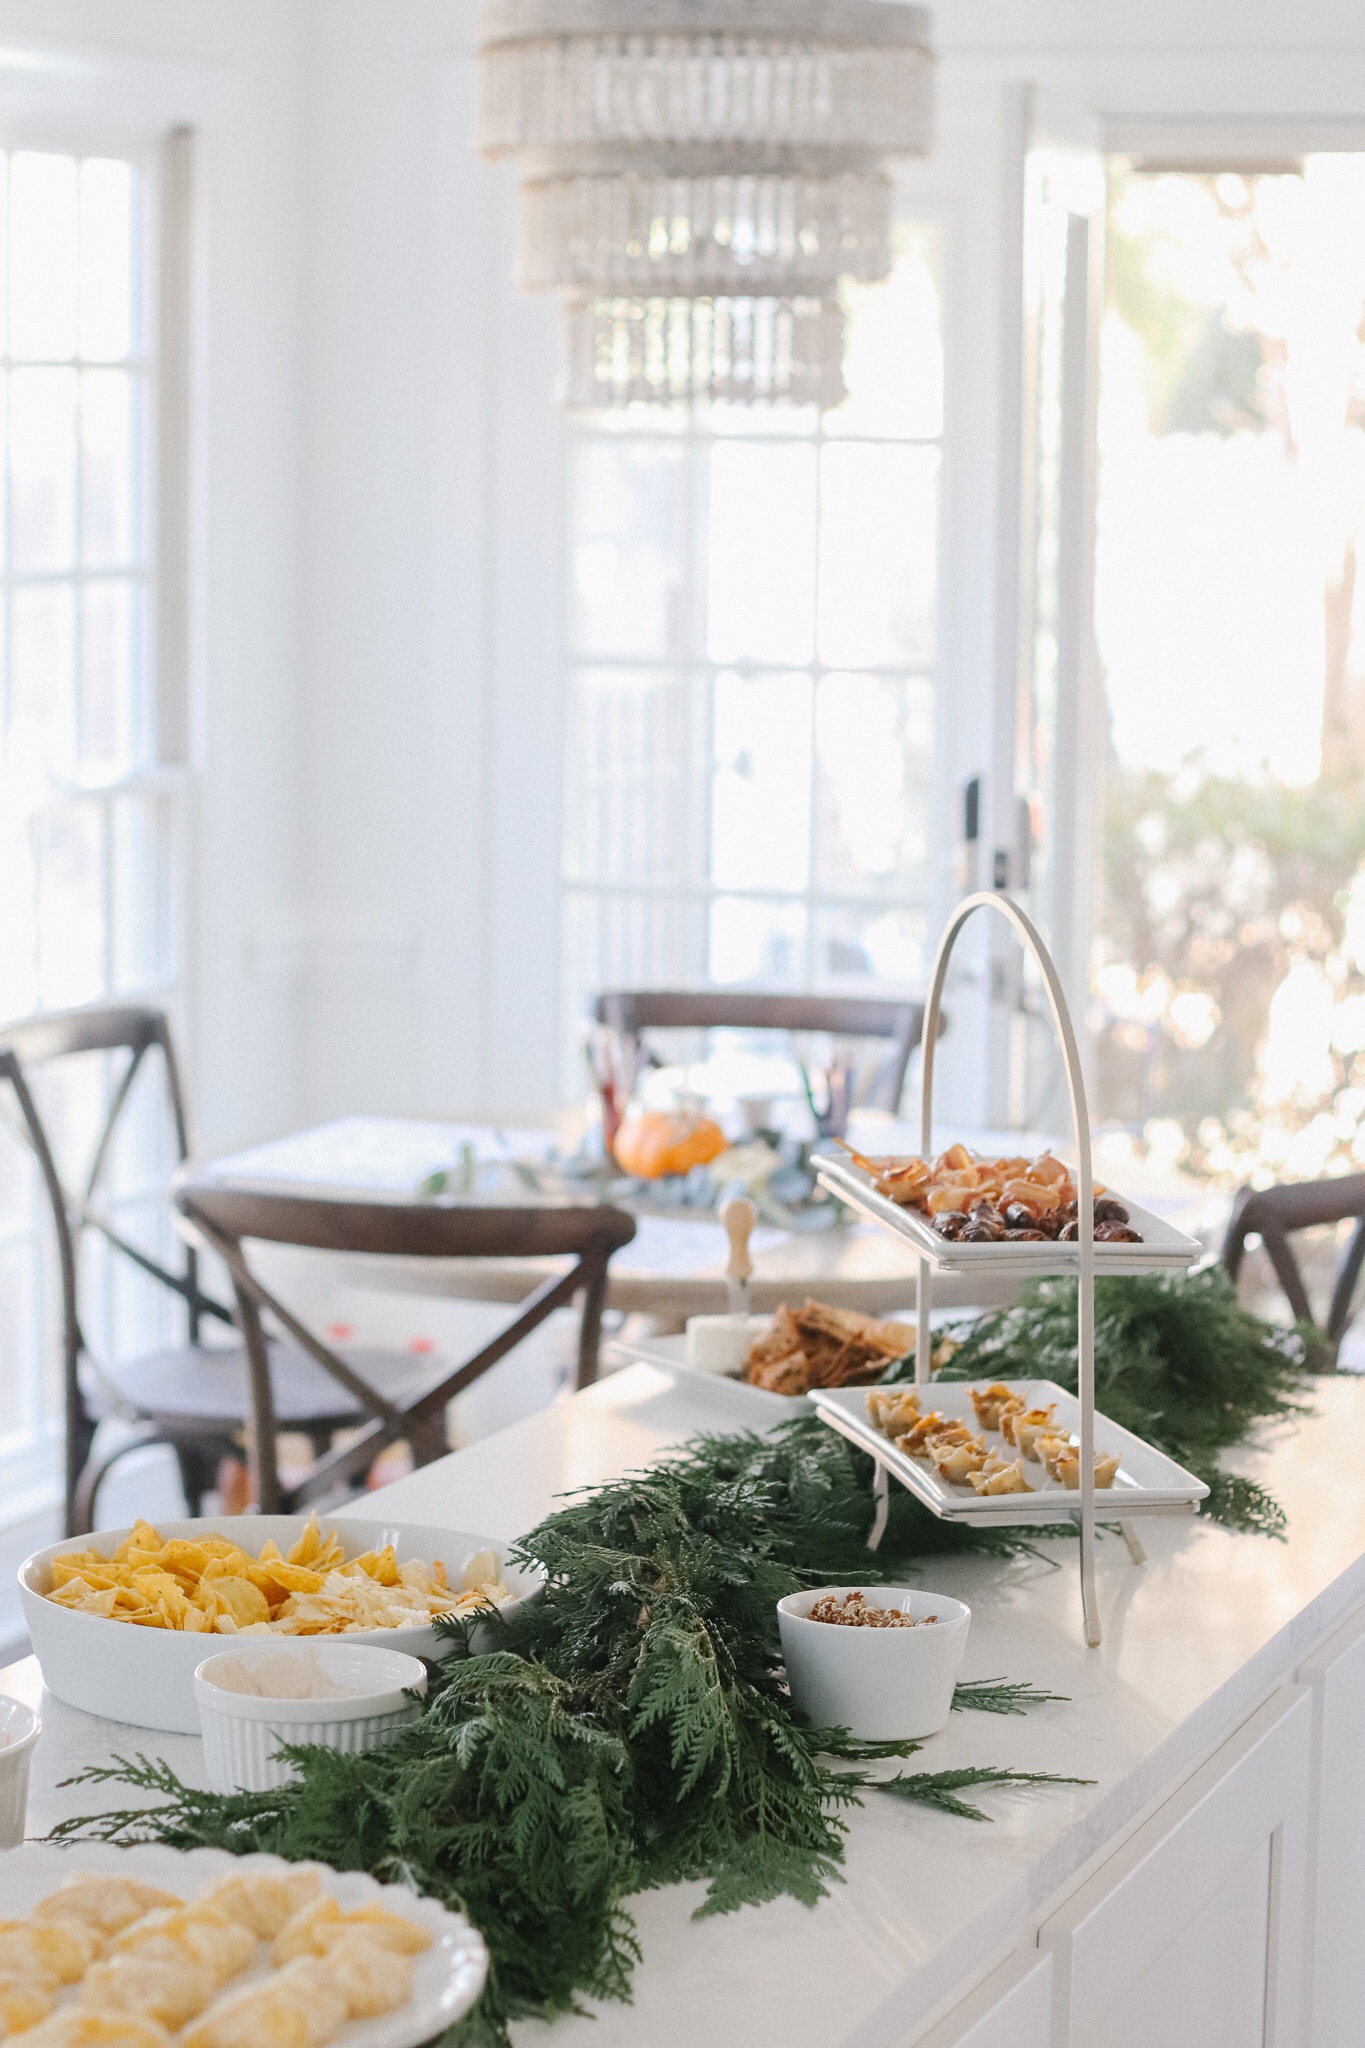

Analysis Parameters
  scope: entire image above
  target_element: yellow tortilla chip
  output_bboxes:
[198,1577,271,1629]
[348,1546,400,1587]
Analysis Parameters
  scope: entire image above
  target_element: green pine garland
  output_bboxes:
[53,1419,1082,2045]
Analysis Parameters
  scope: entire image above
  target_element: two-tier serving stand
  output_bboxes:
[814,892,1204,1649]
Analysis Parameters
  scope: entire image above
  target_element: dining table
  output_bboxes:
[9,1358,1365,2045]
[192,1113,1097,1322]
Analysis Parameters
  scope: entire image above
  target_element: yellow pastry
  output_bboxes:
[110,1909,254,1989]
[15,2014,171,2048]
[79,1952,215,2030]
[182,1958,347,2048]
[326,1939,415,2019]
[31,1880,182,1941]
[0,1921,101,1988]
[0,1977,57,2034]
[273,1897,430,1966]
[193,1870,323,1941]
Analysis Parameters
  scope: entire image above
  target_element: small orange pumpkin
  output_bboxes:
[613,1110,728,1181]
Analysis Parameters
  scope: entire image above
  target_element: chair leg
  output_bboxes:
[1328,1216,1365,1349]
[173,1442,221,1518]
[405,1411,449,1468]
[576,1253,611,1390]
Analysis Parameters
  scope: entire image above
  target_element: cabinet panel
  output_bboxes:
[911,1951,1052,2048]
[1040,1686,1311,2048]
[1298,1602,1365,2048]
[1089,1837,1270,2048]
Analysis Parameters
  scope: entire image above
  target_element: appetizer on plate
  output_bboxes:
[0,1869,432,2048]
[743,1299,956,1396]
[864,1382,1122,1496]
[837,1141,1144,1244]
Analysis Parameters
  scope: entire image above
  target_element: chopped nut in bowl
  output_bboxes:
[776,1585,970,1740]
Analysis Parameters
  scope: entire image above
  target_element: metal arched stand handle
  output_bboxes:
[915,891,1100,1648]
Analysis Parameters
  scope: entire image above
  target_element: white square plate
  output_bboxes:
[813,1154,1201,1275]
[809,1378,1209,1522]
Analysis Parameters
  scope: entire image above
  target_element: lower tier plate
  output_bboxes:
[809,1377,1209,1524]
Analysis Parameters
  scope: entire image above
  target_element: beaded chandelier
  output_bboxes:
[475,0,935,408]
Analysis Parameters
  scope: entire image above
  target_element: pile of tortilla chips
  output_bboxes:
[44,1512,507,1635]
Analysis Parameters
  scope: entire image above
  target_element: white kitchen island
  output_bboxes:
[9,1361,1365,2048]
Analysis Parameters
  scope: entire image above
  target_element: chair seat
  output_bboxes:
[99,1341,453,1429]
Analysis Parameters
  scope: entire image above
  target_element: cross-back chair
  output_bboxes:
[0,1005,251,1532]
[174,1179,637,1513]
[592,989,930,1136]
[1223,1173,1365,1360]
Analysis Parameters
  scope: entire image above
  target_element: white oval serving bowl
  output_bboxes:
[0,1696,40,1848]
[20,1514,543,1734]
[776,1585,971,1741]
[196,1640,428,1793]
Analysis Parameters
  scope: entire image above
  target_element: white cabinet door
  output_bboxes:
[1298,1601,1365,2048]
[910,1951,1052,2048]
[1040,1686,1311,2048]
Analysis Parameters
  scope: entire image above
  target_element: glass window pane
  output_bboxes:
[707,441,817,663]
[34,799,105,1007]
[10,366,77,571]
[81,370,136,565]
[565,667,693,886]
[9,583,76,779]
[817,442,937,669]
[709,896,806,986]
[79,159,135,361]
[9,153,78,360]
[564,886,699,1012]
[81,580,139,773]
[711,669,811,890]
[812,903,927,990]
[571,440,685,659]
[814,673,932,894]
[825,224,944,441]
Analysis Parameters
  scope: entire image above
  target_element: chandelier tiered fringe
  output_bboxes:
[475,1,934,408]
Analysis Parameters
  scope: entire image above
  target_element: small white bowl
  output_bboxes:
[196,1641,428,1793]
[777,1585,971,1741]
[0,1697,40,1848]
[19,1515,543,1734]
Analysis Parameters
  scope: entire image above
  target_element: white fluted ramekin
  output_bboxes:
[195,1641,428,1793]
[0,1696,40,1847]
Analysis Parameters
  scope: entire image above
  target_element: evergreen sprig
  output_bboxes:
[892,1265,1314,1535]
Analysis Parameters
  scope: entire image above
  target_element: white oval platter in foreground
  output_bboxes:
[0,1841,488,2048]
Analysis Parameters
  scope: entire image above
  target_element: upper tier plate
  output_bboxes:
[813,1153,1202,1275]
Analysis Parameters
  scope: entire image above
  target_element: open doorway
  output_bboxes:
[1089,157,1365,1210]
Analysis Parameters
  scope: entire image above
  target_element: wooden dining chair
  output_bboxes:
[592,990,930,1133]
[174,1178,637,1513]
[1223,1173,1365,1358]
[0,1005,248,1533]
[0,1005,401,1535]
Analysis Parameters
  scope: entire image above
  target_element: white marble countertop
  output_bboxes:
[8,1365,1365,2047]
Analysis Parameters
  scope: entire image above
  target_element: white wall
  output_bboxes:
[291,0,566,1127]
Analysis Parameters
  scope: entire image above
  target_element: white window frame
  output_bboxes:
[0,121,192,1513]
